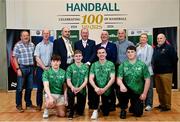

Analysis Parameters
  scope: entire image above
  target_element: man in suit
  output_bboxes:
[96,31,117,64]
[96,31,117,111]
[74,27,96,109]
[53,27,74,70]
[74,27,96,65]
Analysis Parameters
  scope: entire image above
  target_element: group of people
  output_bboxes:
[12,27,178,120]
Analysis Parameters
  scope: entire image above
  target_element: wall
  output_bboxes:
[0,0,8,90]
[2,0,180,90]
[178,1,180,89]
[5,0,179,43]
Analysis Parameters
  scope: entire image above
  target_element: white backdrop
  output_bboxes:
[6,0,179,43]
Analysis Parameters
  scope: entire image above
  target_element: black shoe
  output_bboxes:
[155,105,162,109]
[16,106,24,113]
[120,110,126,119]
[26,105,36,110]
[36,106,42,111]
[160,107,171,112]
[68,113,73,120]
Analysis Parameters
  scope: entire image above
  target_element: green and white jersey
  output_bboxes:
[42,68,66,94]
[66,63,89,95]
[117,59,150,94]
[90,60,115,96]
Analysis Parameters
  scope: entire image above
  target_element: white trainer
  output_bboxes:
[43,109,49,119]
[91,110,98,120]
[145,105,152,111]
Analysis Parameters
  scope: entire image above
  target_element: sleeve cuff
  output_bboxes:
[86,62,91,66]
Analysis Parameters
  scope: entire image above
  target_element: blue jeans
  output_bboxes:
[36,67,44,107]
[16,65,34,107]
[145,76,154,107]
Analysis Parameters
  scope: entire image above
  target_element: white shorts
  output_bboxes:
[45,94,65,106]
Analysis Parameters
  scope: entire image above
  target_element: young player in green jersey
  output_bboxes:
[117,45,150,119]
[42,55,67,119]
[89,47,115,120]
[66,50,88,119]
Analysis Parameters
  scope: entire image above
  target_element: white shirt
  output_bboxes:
[62,37,74,64]
[62,37,74,57]
[82,40,87,48]
[101,41,108,48]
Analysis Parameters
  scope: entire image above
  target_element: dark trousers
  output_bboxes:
[118,89,144,116]
[87,82,96,109]
[109,83,116,109]
[93,93,111,116]
[114,64,121,106]
[115,83,121,105]
[36,67,44,107]
[68,89,86,115]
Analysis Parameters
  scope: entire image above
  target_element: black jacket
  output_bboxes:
[152,43,178,74]
[96,42,117,64]
[53,37,68,70]
[74,39,96,63]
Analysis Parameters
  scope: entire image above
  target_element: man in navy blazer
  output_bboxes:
[96,31,117,64]
[74,28,96,65]
[74,27,96,109]
[53,27,74,70]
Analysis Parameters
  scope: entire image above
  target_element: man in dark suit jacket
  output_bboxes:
[74,28,96,65]
[96,31,117,64]
[96,31,117,111]
[74,27,96,109]
[53,27,74,70]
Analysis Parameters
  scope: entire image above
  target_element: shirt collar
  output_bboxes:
[118,39,126,44]
[62,37,69,43]
[101,41,108,47]
[82,40,87,43]
[21,40,30,46]
[42,40,50,44]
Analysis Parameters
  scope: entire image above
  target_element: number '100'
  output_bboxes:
[81,14,103,24]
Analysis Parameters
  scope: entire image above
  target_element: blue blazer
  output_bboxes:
[53,37,68,70]
[96,42,117,64]
[74,39,96,63]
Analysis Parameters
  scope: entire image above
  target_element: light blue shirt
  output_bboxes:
[137,44,154,75]
[114,40,134,64]
[34,40,53,66]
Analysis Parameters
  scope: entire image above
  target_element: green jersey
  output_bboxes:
[117,59,150,94]
[42,68,66,94]
[90,60,115,96]
[66,63,88,95]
